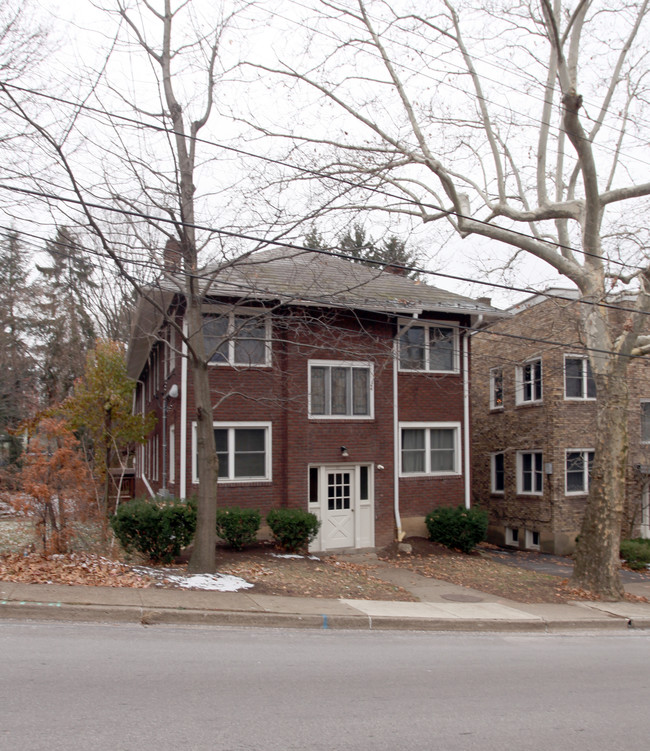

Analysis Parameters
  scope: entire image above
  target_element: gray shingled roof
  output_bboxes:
[200,247,499,316]
[127,247,502,379]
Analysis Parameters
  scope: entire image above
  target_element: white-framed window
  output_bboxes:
[525,530,540,550]
[565,449,594,494]
[308,361,374,418]
[400,422,461,476]
[169,425,175,485]
[505,527,519,546]
[516,358,542,404]
[202,309,270,367]
[517,451,543,494]
[641,401,650,443]
[490,367,503,409]
[398,321,459,373]
[164,325,176,378]
[191,422,271,484]
[564,355,595,400]
[491,452,505,493]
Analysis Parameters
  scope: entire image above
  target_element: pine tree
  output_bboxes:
[36,227,97,405]
[0,230,36,463]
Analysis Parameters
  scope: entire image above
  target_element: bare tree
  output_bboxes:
[247,0,650,598]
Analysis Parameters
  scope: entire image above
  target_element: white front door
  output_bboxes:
[309,464,374,551]
[322,468,355,549]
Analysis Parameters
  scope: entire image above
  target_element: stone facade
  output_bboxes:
[471,290,650,554]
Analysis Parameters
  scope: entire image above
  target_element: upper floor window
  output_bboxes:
[164,325,176,378]
[516,358,542,404]
[565,356,596,400]
[399,322,458,373]
[400,423,460,475]
[517,451,543,494]
[641,401,650,443]
[203,311,270,367]
[309,361,373,418]
[491,452,505,493]
[490,367,503,409]
[565,449,594,494]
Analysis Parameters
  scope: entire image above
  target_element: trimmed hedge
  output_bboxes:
[110,496,196,564]
[425,505,488,554]
[266,508,320,553]
[620,538,650,570]
[215,507,261,550]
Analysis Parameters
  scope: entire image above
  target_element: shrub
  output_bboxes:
[215,507,261,550]
[266,508,320,553]
[425,505,488,554]
[620,538,650,570]
[110,496,196,564]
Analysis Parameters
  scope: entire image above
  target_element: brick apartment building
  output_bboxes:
[127,247,499,551]
[471,289,650,555]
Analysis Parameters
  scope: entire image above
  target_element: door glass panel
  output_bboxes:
[327,471,351,510]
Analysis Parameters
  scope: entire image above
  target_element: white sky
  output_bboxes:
[21,0,649,309]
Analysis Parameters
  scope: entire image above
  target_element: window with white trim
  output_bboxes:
[525,530,540,550]
[516,358,542,404]
[309,361,373,418]
[203,310,270,366]
[505,527,519,546]
[399,322,459,372]
[565,449,594,494]
[491,452,505,493]
[517,451,543,494]
[564,356,595,399]
[490,367,503,409]
[164,325,176,378]
[641,401,650,443]
[192,423,271,483]
[400,423,461,475]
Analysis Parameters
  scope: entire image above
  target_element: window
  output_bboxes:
[490,367,504,409]
[565,449,594,494]
[565,356,595,399]
[516,358,542,404]
[642,401,650,443]
[309,361,373,418]
[400,423,460,475]
[191,423,271,483]
[169,425,175,485]
[164,325,176,378]
[517,451,543,494]
[399,322,458,372]
[525,530,540,550]
[505,527,519,546]
[491,452,505,493]
[203,311,269,366]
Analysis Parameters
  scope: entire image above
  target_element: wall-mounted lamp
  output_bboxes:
[340,446,349,458]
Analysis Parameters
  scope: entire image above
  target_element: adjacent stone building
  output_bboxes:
[471,289,650,555]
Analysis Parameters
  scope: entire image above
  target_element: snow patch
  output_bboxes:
[164,573,254,591]
[270,553,320,561]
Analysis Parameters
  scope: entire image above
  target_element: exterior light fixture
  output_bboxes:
[340,446,349,458]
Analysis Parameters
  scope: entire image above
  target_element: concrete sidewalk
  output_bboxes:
[2,572,650,632]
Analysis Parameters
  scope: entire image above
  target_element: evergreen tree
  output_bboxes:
[338,223,419,278]
[0,230,36,463]
[36,227,97,405]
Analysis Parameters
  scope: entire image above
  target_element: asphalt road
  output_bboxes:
[1,622,649,751]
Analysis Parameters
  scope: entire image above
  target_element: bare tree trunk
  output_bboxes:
[572,367,628,599]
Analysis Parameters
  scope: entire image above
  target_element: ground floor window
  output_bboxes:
[400,423,461,476]
[517,451,543,494]
[565,449,594,494]
[192,422,271,483]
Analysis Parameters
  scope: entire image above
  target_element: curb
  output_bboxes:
[0,599,638,632]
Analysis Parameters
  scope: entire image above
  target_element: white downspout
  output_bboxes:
[180,318,189,500]
[463,331,471,509]
[393,335,404,540]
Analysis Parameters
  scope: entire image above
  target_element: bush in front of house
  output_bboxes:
[425,505,488,554]
[215,507,261,550]
[110,496,196,564]
[620,538,650,570]
[266,508,320,553]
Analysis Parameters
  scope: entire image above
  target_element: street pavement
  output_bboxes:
[2,550,650,631]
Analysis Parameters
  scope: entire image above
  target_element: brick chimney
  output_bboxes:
[164,238,182,272]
